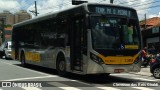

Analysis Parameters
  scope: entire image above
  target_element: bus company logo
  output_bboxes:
[2,82,11,87]
[1,81,42,87]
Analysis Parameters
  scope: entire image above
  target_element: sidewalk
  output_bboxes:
[130,66,152,76]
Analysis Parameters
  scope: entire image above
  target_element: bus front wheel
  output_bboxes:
[56,54,67,76]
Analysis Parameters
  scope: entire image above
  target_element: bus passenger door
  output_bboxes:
[71,16,84,71]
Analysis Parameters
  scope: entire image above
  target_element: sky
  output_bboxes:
[0,0,160,20]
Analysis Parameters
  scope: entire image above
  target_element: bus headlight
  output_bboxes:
[90,52,104,64]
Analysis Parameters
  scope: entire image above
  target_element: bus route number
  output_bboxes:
[125,59,133,62]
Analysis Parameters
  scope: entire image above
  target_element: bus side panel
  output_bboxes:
[23,48,57,69]
[11,50,15,60]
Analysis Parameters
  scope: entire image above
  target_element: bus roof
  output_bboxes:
[13,3,136,28]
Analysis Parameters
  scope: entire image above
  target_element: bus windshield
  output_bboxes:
[91,16,140,50]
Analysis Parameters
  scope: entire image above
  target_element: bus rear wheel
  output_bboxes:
[56,54,67,76]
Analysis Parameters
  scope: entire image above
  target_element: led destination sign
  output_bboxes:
[88,6,137,18]
[96,7,131,16]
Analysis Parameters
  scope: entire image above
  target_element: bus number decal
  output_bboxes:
[104,57,134,64]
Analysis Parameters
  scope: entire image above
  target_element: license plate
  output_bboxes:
[114,69,125,73]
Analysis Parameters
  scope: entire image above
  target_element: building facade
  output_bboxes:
[14,10,32,24]
[0,10,14,25]
[0,10,31,26]
[0,10,31,43]
[140,17,160,54]
[4,27,12,41]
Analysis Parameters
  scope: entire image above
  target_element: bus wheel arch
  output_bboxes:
[20,51,26,66]
[56,52,67,76]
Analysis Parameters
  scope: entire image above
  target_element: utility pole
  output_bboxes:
[145,13,147,30]
[35,1,38,16]
[110,0,114,4]
[29,1,39,16]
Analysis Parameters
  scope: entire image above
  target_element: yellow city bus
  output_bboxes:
[11,3,142,76]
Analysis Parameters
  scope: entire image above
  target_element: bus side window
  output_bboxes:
[57,18,67,47]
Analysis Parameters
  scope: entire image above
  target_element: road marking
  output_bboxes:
[69,80,91,86]
[0,75,57,81]
[133,77,159,81]
[132,87,154,90]
[51,82,81,90]
[112,73,159,82]
[22,87,41,90]
[97,87,120,90]
[1,61,52,76]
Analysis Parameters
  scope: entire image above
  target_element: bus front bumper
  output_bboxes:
[101,64,141,73]
[86,60,141,74]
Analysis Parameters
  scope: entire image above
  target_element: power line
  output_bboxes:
[117,0,123,4]
[33,0,160,17]
[37,0,71,11]
[14,1,71,14]
[6,0,160,18]
[118,0,145,5]
[9,0,35,14]
[115,0,160,15]
[129,0,160,7]
[31,0,72,15]
[121,0,160,13]
[99,0,105,3]
[137,4,160,11]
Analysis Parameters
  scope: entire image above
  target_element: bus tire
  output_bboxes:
[20,52,26,67]
[56,54,67,76]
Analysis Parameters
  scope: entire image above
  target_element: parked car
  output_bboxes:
[0,41,12,59]
[150,55,160,79]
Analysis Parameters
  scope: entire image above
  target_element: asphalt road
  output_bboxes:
[0,59,160,90]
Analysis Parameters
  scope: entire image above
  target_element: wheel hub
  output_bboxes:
[154,68,160,78]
